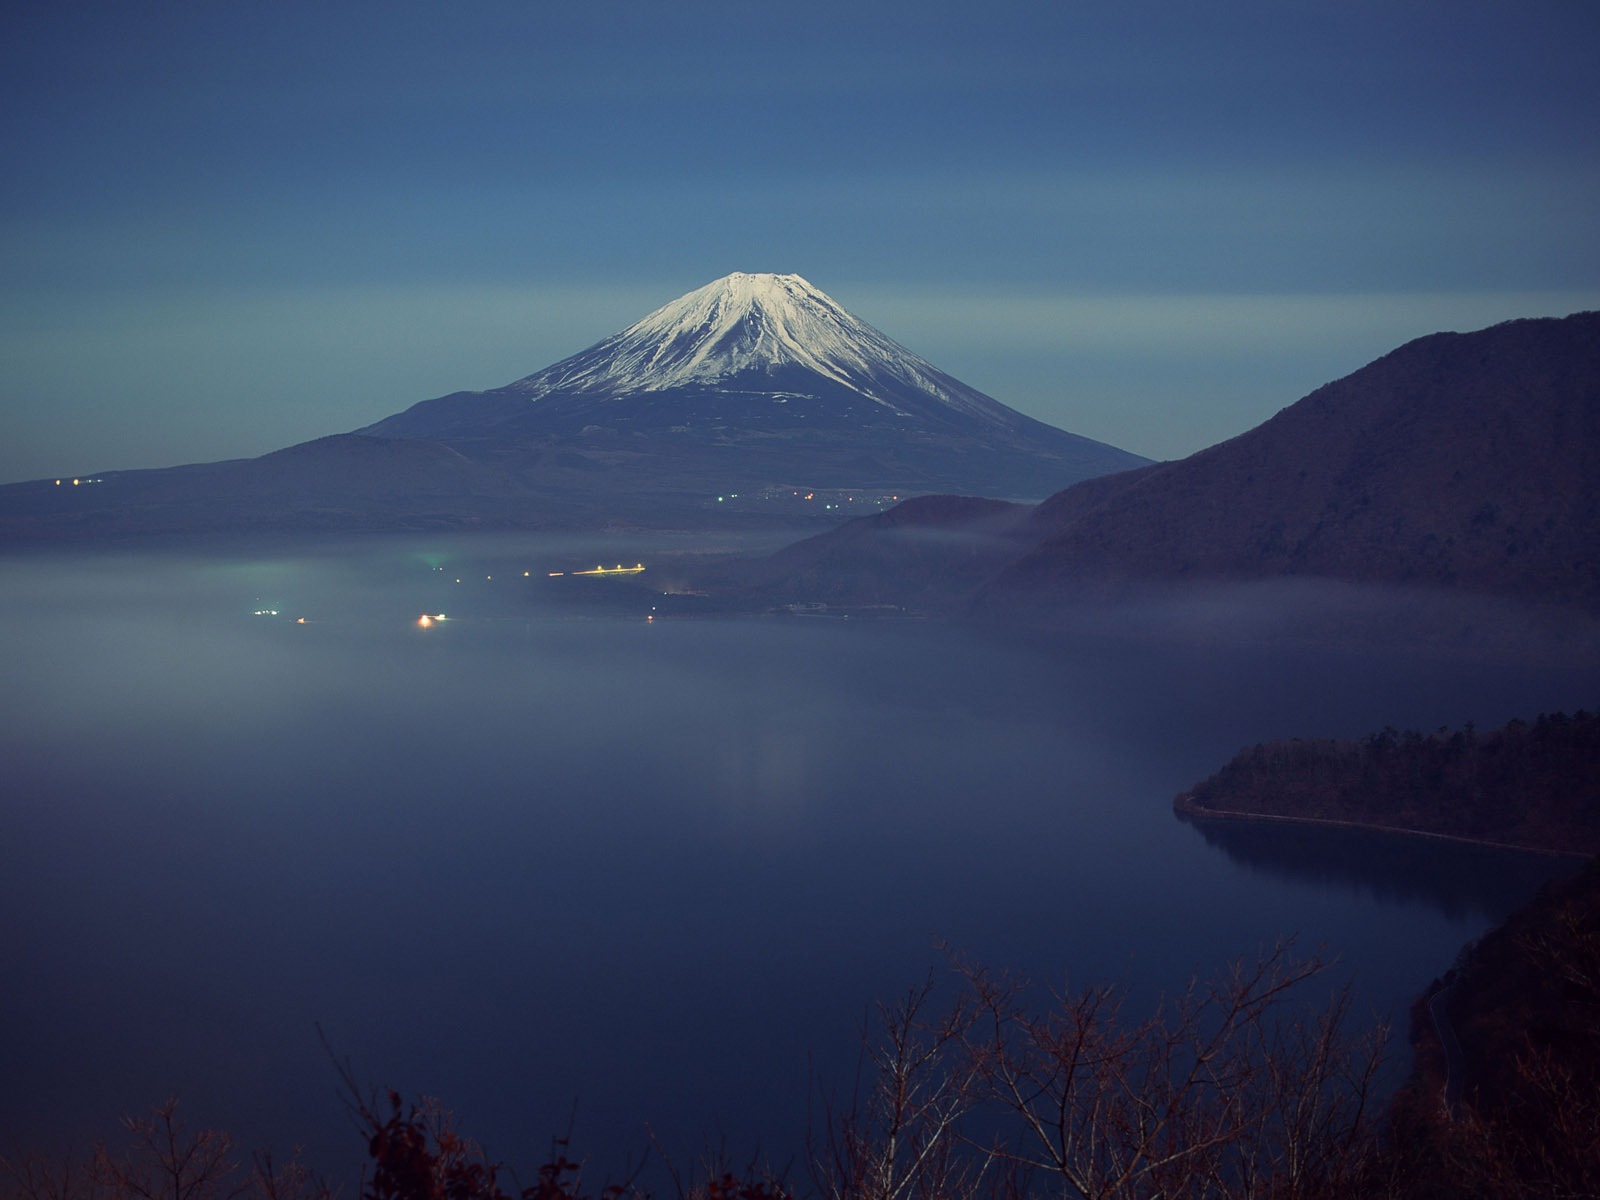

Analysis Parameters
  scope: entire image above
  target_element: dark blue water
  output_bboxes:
[1,536,1591,1180]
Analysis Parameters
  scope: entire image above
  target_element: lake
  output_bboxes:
[1,533,1592,1181]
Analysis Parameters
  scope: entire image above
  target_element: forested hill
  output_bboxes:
[1174,710,1600,855]
[1391,855,1600,1194]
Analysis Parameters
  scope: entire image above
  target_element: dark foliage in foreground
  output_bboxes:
[7,909,1600,1199]
[1388,857,1600,1199]
[1176,709,1600,854]
[336,1060,788,1200]
[0,1100,327,1200]
[0,946,1389,1200]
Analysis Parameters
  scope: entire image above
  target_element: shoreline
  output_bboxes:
[1171,792,1593,860]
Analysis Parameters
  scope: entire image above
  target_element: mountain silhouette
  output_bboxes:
[0,273,1146,540]
[751,311,1600,626]
[357,272,1147,502]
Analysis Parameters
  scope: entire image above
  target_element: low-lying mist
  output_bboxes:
[2,534,1593,1174]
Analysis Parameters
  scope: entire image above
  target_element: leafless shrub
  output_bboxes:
[812,945,1389,1200]
[810,979,989,1200]
[3,1100,327,1200]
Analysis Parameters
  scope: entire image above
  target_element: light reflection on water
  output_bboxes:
[1,536,1595,1176]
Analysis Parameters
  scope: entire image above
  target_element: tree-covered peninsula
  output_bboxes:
[1175,709,1600,855]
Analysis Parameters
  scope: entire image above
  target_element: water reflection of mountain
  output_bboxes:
[1180,815,1583,922]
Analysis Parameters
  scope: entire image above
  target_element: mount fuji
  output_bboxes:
[356,272,1147,505]
[0,272,1147,539]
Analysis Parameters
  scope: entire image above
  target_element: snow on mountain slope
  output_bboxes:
[351,271,1153,500]
[499,272,1016,425]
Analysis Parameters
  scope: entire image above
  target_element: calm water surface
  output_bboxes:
[1,535,1592,1175]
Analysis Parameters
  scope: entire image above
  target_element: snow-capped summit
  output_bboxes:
[501,272,999,423]
[357,272,1150,502]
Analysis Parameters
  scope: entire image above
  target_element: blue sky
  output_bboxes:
[4,0,1598,482]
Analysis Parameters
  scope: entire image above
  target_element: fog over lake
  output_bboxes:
[2,534,1593,1176]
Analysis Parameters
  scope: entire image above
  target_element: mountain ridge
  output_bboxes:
[978,310,1600,613]
[748,311,1600,626]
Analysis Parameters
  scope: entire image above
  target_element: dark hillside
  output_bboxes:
[977,312,1600,617]
[1388,857,1600,1197]
[727,494,1035,611]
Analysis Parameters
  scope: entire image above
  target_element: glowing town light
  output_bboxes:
[417,614,433,628]
[571,562,646,577]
